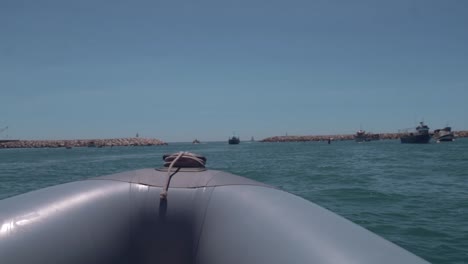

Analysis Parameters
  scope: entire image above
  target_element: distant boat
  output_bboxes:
[65,146,72,149]
[355,129,380,142]
[433,127,454,142]
[192,139,200,144]
[355,130,371,143]
[400,122,431,144]
[251,136,255,142]
[228,136,240,145]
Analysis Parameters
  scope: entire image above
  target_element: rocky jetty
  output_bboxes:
[261,134,354,142]
[261,131,468,143]
[455,130,468,138]
[0,138,167,149]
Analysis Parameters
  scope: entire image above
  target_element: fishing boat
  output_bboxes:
[433,127,454,142]
[0,152,429,264]
[400,122,431,144]
[355,130,371,143]
[228,136,240,144]
[355,129,380,143]
[192,139,200,144]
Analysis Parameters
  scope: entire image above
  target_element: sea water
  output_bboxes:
[1,139,467,263]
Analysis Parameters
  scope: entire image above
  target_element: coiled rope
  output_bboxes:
[160,151,206,200]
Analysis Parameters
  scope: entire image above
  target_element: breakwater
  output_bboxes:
[261,130,468,142]
[0,137,166,149]
[262,134,357,142]
[456,130,468,137]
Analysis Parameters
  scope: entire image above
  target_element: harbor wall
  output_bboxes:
[261,130,468,142]
[0,138,166,149]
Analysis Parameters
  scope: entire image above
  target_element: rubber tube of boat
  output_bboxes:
[0,164,430,263]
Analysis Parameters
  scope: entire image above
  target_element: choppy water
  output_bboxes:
[1,139,467,263]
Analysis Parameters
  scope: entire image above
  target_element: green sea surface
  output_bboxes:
[1,139,467,263]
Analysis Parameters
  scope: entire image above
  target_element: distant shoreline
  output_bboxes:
[260,130,468,142]
[0,137,167,149]
[2,130,468,147]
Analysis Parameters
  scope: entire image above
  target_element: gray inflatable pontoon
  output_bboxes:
[0,152,429,263]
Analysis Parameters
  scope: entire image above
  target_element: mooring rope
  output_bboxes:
[160,151,206,200]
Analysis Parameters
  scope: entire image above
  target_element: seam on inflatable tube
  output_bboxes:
[193,187,215,263]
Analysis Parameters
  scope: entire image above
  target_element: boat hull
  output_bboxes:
[434,130,455,142]
[355,137,371,143]
[400,134,431,144]
[0,169,429,264]
[436,134,454,142]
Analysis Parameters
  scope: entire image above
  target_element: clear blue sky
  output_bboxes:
[1,0,467,142]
